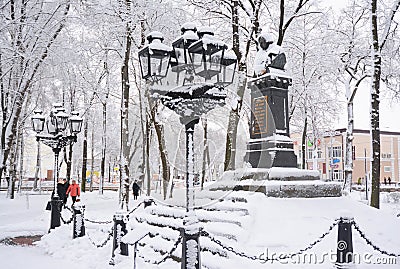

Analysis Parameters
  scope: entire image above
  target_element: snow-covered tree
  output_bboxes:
[369,0,400,209]
[0,0,71,198]
[335,0,370,191]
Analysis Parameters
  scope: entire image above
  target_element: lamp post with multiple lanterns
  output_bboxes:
[31,104,83,231]
[138,23,237,269]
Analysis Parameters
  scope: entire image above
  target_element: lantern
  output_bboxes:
[31,109,45,133]
[217,49,237,86]
[172,22,199,70]
[69,111,83,134]
[138,31,172,80]
[188,27,227,80]
[54,108,69,132]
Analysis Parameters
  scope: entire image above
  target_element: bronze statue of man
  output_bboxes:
[253,29,286,77]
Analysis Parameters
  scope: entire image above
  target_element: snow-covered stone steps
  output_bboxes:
[196,190,248,203]
[133,212,181,231]
[199,204,249,215]
[131,222,180,242]
[202,251,234,269]
[200,236,228,257]
[203,222,243,241]
[137,242,181,263]
[196,209,247,227]
[147,206,244,227]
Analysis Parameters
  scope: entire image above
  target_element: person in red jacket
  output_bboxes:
[66,180,80,205]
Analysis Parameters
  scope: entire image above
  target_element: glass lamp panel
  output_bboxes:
[70,120,82,134]
[55,111,69,131]
[159,56,170,77]
[218,59,236,86]
[47,118,57,134]
[139,49,150,79]
[174,47,185,66]
[190,52,204,73]
[207,51,223,73]
[31,115,45,133]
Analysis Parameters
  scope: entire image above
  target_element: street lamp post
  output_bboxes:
[139,25,236,269]
[31,104,83,231]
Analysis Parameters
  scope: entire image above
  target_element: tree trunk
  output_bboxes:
[89,125,94,192]
[7,141,18,199]
[120,0,132,209]
[99,101,107,195]
[301,116,307,169]
[150,101,170,200]
[344,99,354,192]
[81,119,88,192]
[17,129,24,194]
[201,118,209,190]
[370,0,381,209]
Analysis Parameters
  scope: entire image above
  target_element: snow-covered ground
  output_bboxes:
[0,188,399,269]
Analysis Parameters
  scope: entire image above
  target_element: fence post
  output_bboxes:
[50,197,63,230]
[336,217,354,264]
[180,219,201,269]
[111,211,129,258]
[72,202,85,239]
[133,242,137,269]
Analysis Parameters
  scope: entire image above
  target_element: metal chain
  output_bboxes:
[127,201,144,216]
[86,228,114,248]
[60,207,74,224]
[202,219,340,262]
[352,221,400,257]
[289,219,340,258]
[84,218,113,224]
[138,236,182,264]
[201,230,261,261]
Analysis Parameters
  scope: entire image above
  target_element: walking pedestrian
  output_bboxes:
[66,179,81,205]
[57,179,67,208]
[132,180,140,200]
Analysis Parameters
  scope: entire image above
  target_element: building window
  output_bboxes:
[307,149,313,159]
[328,146,342,158]
[332,170,343,181]
[384,166,391,172]
[317,148,322,159]
[382,153,392,159]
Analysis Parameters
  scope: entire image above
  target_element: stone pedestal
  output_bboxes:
[246,71,297,168]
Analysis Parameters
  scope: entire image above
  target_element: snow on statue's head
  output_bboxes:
[258,28,274,50]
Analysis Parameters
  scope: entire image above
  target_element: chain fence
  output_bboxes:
[201,218,341,263]
[128,201,144,216]
[137,236,182,265]
[60,206,74,224]
[86,228,114,248]
[352,220,400,257]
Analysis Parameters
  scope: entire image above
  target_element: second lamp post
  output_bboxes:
[139,23,237,269]
[31,104,83,231]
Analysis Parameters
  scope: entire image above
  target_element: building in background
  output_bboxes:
[291,129,400,184]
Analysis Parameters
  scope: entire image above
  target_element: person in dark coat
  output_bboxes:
[63,179,70,206]
[132,181,140,200]
[57,179,67,206]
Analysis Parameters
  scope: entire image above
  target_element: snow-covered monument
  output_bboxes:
[217,29,342,198]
